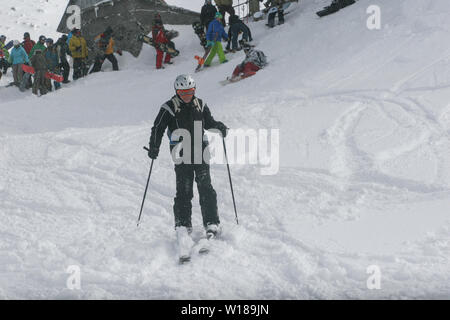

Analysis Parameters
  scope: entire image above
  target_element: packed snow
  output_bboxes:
[0,0,449,299]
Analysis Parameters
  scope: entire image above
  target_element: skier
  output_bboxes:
[0,35,10,77]
[265,0,286,28]
[214,0,235,26]
[229,45,267,81]
[90,26,121,73]
[204,12,229,67]
[69,29,89,80]
[147,74,228,262]
[226,14,252,53]
[152,13,173,69]
[56,35,71,83]
[30,48,48,96]
[200,0,217,32]
[22,32,36,55]
[29,35,47,58]
[44,38,61,91]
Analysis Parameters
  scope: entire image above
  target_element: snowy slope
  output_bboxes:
[1,0,450,299]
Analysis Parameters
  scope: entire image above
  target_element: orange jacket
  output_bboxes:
[94,33,115,55]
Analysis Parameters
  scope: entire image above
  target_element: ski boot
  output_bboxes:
[205,223,221,240]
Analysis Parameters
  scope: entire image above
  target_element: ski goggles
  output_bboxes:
[176,88,196,97]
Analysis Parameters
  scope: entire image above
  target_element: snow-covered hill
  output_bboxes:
[0,0,450,299]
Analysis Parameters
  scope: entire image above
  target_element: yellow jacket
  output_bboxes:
[94,34,115,55]
[69,35,88,58]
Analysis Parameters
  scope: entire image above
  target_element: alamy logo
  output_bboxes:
[170,121,279,175]
[366,265,381,290]
[66,265,81,290]
[66,5,81,30]
[366,5,381,30]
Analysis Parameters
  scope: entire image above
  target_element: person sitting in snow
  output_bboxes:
[230,45,267,81]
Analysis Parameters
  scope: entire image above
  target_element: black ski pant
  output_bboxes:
[60,59,70,82]
[218,5,235,26]
[268,9,285,28]
[173,163,219,229]
[0,58,9,74]
[73,58,88,80]
[229,23,250,50]
[90,54,118,73]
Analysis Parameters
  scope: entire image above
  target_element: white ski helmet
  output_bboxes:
[13,40,20,46]
[174,74,196,91]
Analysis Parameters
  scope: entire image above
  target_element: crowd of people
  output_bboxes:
[0,26,122,96]
[0,0,286,95]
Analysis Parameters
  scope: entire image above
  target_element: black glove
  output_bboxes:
[148,147,159,159]
[75,46,81,52]
[216,122,228,138]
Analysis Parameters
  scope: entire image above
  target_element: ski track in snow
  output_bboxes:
[0,0,450,299]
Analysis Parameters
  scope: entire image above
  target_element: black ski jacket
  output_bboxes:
[149,95,226,163]
[201,4,218,29]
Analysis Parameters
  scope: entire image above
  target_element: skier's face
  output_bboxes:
[177,88,195,103]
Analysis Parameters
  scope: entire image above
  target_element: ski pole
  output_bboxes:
[222,138,239,225]
[137,146,154,227]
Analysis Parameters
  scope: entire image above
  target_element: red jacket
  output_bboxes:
[152,25,168,45]
[155,29,169,44]
[23,38,36,54]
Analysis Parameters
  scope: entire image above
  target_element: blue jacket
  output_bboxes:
[206,19,228,42]
[44,47,60,71]
[8,46,29,65]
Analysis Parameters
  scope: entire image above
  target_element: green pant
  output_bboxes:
[204,41,226,66]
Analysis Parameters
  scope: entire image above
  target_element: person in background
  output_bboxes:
[22,32,36,55]
[69,28,89,80]
[30,48,48,96]
[226,14,252,53]
[0,35,11,77]
[265,0,286,28]
[44,38,61,91]
[152,13,173,69]
[204,12,229,67]
[29,35,47,58]
[8,40,29,86]
[90,26,121,73]
[56,35,71,83]
[214,0,235,26]
[201,0,217,32]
